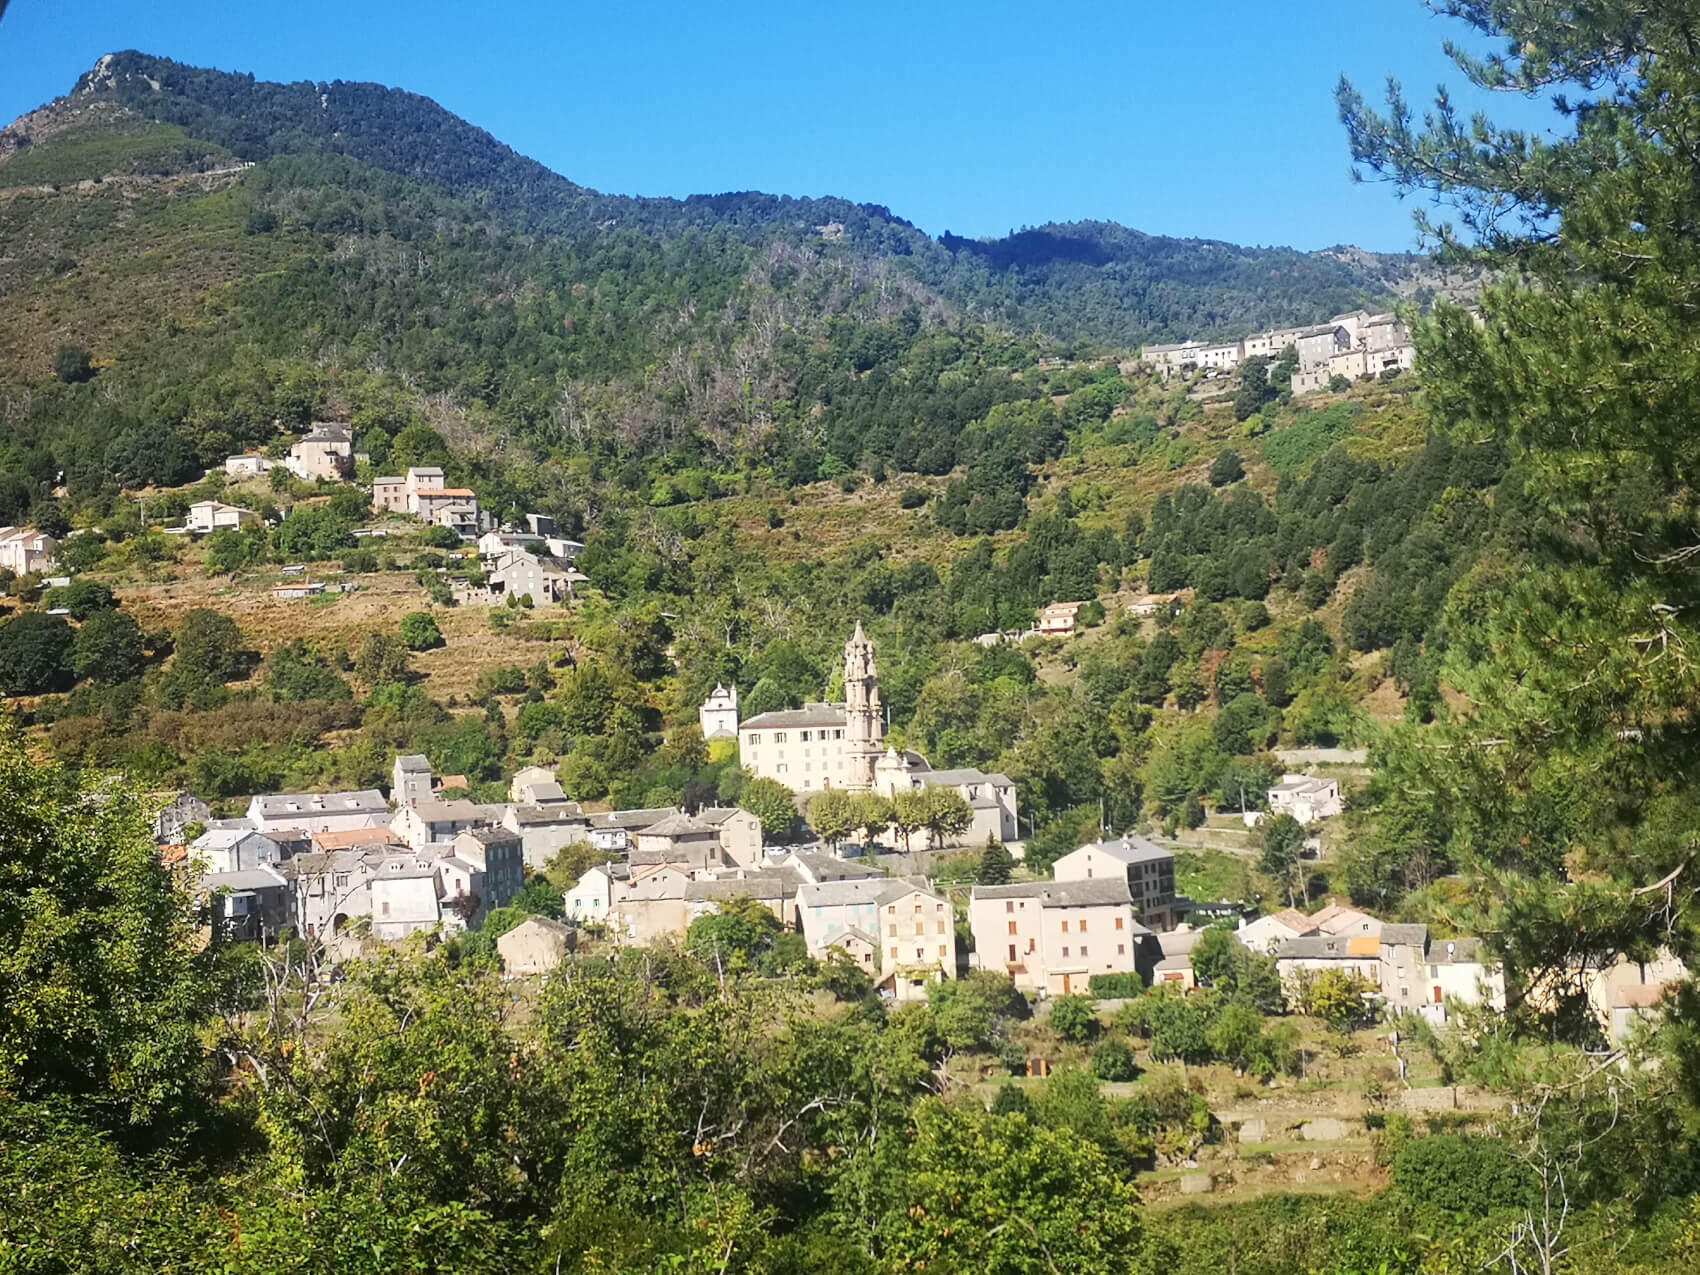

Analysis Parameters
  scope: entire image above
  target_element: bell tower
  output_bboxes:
[842,621,885,790]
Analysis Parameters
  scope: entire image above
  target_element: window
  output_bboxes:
[889,947,898,960]
[1115,916,1125,931]
[888,924,897,937]
[1079,919,1088,933]
[1060,919,1069,933]
[1061,946,1070,958]
[1005,900,1014,913]
[381,902,390,917]
[1080,946,1088,957]
[915,948,924,961]
[774,732,787,744]
[1008,921,1018,935]
[1008,943,1017,961]
[1116,943,1125,955]
[1428,965,1438,979]
[800,730,811,742]
[936,920,946,934]
[747,734,758,746]
[938,946,948,958]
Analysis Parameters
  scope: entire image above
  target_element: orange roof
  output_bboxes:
[415,487,476,498]
[313,827,404,851]
[1347,935,1381,958]
[159,844,189,865]
[435,775,470,791]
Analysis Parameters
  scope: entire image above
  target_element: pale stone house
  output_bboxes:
[564,862,622,924]
[189,824,281,874]
[286,423,354,482]
[1379,926,1505,1023]
[1274,933,1383,996]
[798,878,888,957]
[873,750,1021,847]
[390,798,500,851]
[371,475,408,512]
[152,791,211,844]
[970,878,1147,996]
[783,849,883,886]
[697,805,764,868]
[498,915,574,975]
[1052,835,1179,931]
[199,864,291,944]
[827,926,878,973]
[477,527,545,559]
[1153,927,1202,990]
[1236,908,1315,954]
[502,803,591,870]
[872,878,957,1002]
[224,454,274,479]
[391,754,433,809]
[486,549,582,605]
[630,811,726,876]
[185,500,260,534]
[370,865,446,941]
[508,765,558,803]
[452,826,525,912]
[586,807,675,855]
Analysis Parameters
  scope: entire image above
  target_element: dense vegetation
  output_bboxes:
[4,0,1700,1265]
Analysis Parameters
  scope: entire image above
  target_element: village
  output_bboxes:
[142,621,1680,1050]
[1141,308,1417,394]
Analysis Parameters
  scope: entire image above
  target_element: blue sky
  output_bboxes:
[0,1,1560,251]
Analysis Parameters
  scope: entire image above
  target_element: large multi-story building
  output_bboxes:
[1051,835,1179,931]
[970,878,1150,996]
[738,625,886,793]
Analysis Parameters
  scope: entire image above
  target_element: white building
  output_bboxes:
[390,798,501,851]
[1267,774,1343,824]
[185,500,260,535]
[391,754,433,809]
[223,454,275,479]
[872,749,1021,848]
[872,878,957,1002]
[285,423,354,483]
[699,683,740,742]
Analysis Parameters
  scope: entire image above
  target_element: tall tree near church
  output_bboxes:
[1340,3,1700,1072]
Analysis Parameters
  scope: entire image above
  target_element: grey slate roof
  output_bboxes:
[1379,923,1430,950]
[395,754,431,773]
[507,803,588,827]
[200,868,288,893]
[686,875,794,901]
[590,806,677,831]
[787,850,883,883]
[641,811,718,837]
[251,789,388,817]
[740,704,847,730]
[975,879,1135,909]
[1277,936,1374,960]
[1427,937,1490,965]
[799,879,888,909]
[1071,834,1174,866]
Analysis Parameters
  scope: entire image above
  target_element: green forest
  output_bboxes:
[5,0,1700,1269]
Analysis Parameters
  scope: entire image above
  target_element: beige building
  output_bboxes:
[1267,774,1343,824]
[970,878,1147,996]
[1052,835,1179,931]
[486,548,583,605]
[0,526,56,576]
[497,915,574,975]
[874,878,957,1002]
[286,423,354,482]
[1038,601,1083,637]
[739,624,885,793]
[631,811,727,876]
[390,798,501,851]
[246,789,390,839]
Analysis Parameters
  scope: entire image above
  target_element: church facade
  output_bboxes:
[736,624,886,793]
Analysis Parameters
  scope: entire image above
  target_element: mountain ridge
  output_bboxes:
[0,49,1430,347]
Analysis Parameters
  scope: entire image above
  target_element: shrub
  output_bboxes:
[1208,450,1245,486]
[1048,994,1101,1044]
[53,343,94,383]
[0,612,75,694]
[399,611,443,651]
[1087,972,1144,998]
[1090,1038,1140,1082]
[1392,1134,1535,1216]
[899,487,928,510]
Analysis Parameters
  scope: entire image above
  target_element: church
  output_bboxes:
[735,623,886,793]
[723,627,1021,848]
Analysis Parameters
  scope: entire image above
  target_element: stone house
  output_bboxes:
[873,878,958,1002]
[970,878,1147,996]
[223,454,274,479]
[486,548,583,605]
[586,807,676,855]
[189,824,282,874]
[873,750,1021,847]
[390,798,501,851]
[451,826,525,911]
[185,500,260,534]
[391,753,433,808]
[696,805,764,868]
[285,423,354,482]
[1274,933,1383,995]
[370,865,446,941]
[1052,835,1179,931]
[631,811,728,876]
[502,803,591,870]
[798,878,888,957]
[498,915,574,975]
[826,926,878,973]
[371,475,409,512]
[199,865,291,944]
[1038,600,1084,637]
[152,791,211,844]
